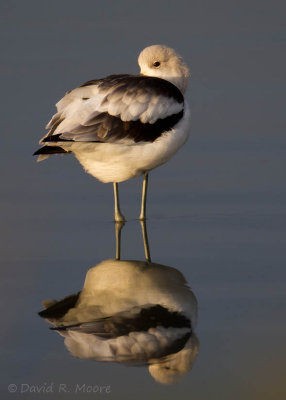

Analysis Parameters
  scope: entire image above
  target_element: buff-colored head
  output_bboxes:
[138,45,190,94]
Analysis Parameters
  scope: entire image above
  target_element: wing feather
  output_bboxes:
[40,75,184,144]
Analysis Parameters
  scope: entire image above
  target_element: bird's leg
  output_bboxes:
[115,221,125,260]
[113,182,125,222]
[139,172,149,221]
[140,219,151,263]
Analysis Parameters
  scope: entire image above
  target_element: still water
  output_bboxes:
[2,178,286,399]
[1,1,286,399]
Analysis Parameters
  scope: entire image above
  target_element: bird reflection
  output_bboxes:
[39,222,199,384]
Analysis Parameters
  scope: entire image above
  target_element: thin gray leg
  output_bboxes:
[139,172,149,221]
[113,182,125,222]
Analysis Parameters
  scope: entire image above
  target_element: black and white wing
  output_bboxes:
[40,74,184,145]
[50,305,192,362]
[51,304,191,337]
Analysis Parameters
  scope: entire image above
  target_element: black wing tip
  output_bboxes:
[42,134,74,143]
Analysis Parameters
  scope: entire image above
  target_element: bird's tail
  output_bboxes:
[33,145,70,162]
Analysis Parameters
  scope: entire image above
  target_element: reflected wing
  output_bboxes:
[51,305,191,338]
[39,292,81,320]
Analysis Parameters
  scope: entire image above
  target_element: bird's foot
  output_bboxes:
[114,212,126,223]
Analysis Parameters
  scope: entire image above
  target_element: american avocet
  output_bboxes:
[34,45,191,221]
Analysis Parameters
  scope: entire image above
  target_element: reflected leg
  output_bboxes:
[113,182,125,222]
[115,221,125,260]
[139,172,149,221]
[140,219,151,263]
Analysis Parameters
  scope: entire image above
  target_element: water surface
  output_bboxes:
[1,1,285,399]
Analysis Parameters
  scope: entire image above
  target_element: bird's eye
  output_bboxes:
[153,61,161,67]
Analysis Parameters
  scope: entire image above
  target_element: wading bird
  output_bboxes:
[34,45,191,221]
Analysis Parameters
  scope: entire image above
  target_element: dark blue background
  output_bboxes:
[1,1,285,398]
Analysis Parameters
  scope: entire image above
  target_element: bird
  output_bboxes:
[39,258,199,384]
[33,45,191,222]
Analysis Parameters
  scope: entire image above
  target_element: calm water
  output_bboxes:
[1,1,286,399]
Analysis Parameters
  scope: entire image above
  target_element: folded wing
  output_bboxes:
[40,75,184,145]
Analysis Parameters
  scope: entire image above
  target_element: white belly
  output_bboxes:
[62,106,190,183]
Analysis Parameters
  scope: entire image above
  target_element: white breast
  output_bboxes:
[60,104,190,183]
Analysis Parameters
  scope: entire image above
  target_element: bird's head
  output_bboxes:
[138,45,190,94]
